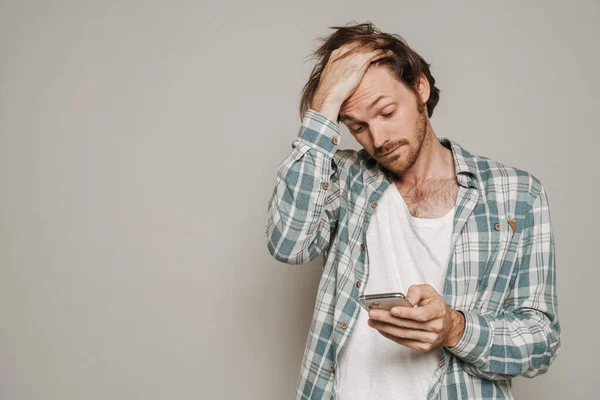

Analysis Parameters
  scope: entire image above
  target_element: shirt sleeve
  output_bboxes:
[446,184,561,380]
[265,109,342,265]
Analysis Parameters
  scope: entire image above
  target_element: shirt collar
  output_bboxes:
[357,137,479,189]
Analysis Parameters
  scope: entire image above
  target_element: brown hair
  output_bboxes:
[299,22,441,122]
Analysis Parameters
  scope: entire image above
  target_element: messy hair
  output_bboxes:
[299,22,441,122]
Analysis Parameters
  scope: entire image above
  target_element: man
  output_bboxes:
[265,22,560,400]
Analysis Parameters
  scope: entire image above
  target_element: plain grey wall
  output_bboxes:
[1,0,597,399]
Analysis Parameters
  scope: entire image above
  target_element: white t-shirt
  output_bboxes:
[335,183,455,400]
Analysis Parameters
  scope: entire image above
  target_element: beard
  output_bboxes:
[378,99,428,176]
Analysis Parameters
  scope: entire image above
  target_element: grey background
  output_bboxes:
[0,0,597,399]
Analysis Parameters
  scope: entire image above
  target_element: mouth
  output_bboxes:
[379,146,400,159]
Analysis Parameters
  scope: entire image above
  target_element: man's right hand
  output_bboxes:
[310,42,393,122]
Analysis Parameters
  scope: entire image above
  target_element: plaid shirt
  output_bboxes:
[265,109,561,399]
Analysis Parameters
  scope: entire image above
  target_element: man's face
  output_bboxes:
[339,64,429,177]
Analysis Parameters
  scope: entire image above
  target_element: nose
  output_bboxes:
[371,124,390,149]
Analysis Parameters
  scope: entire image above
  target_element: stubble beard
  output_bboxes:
[381,101,429,176]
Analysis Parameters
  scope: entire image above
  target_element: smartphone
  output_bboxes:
[358,292,413,312]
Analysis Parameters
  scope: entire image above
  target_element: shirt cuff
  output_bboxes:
[445,310,494,368]
[296,109,341,158]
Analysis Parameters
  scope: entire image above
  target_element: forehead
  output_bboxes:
[339,65,405,119]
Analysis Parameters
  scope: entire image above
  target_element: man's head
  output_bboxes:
[299,22,441,176]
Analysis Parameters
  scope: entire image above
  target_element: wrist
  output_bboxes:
[310,95,342,122]
[444,309,465,348]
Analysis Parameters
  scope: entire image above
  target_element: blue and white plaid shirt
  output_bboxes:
[265,109,560,399]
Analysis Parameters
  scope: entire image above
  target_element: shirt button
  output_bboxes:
[340,322,348,329]
[330,366,336,373]
[371,201,378,208]
[321,182,329,190]
[360,243,365,251]
[494,223,501,231]
[356,281,362,288]
[332,137,339,145]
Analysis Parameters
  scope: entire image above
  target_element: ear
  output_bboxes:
[416,73,430,105]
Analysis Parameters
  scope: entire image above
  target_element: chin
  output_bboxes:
[382,147,417,175]
[386,162,410,176]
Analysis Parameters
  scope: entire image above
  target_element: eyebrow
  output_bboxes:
[339,95,391,122]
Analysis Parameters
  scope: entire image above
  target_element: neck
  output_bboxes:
[397,126,455,185]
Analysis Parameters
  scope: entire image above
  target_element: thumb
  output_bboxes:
[406,284,436,306]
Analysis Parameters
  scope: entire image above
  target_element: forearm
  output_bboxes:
[446,182,560,380]
[265,110,342,264]
[447,308,561,380]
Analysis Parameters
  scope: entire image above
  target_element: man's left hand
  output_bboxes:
[367,284,465,352]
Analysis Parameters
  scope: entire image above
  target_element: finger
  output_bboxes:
[389,303,441,322]
[334,43,386,67]
[343,40,385,61]
[369,309,436,331]
[357,49,388,72]
[370,49,394,63]
[342,41,365,52]
[361,51,388,70]
[379,332,434,352]
[330,43,356,62]
[368,318,437,343]
[335,41,370,60]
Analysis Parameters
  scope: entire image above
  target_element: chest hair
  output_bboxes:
[395,179,459,219]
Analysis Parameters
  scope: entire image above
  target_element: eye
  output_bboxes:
[352,127,364,134]
[382,111,394,118]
